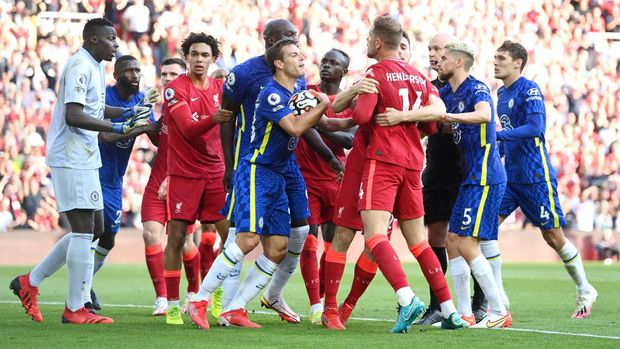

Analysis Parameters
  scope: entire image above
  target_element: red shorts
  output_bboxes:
[166,174,226,224]
[358,159,424,220]
[333,148,365,231]
[141,173,167,224]
[306,179,339,226]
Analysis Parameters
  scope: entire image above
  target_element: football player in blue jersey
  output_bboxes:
[494,40,597,319]
[83,55,158,312]
[188,38,329,329]
[217,19,339,323]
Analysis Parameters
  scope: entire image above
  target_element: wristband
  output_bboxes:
[111,122,124,134]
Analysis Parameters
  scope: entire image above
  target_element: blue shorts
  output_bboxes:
[101,185,123,234]
[284,158,310,222]
[449,183,506,240]
[233,161,291,236]
[499,181,566,230]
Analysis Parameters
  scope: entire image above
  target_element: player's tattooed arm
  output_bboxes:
[375,94,446,126]
[331,78,379,113]
[220,95,241,192]
[443,101,492,125]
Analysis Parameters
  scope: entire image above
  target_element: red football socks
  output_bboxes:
[182,246,200,293]
[145,244,167,298]
[323,247,346,309]
[198,231,217,280]
[301,234,321,305]
[163,269,181,301]
[343,252,377,307]
[410,241,451,303]
[367,234,408,292]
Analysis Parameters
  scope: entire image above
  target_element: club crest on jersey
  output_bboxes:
[508,98,514,109]
[499,114,513,130]
[287,136,299,150]
[90,191,100,202]
[214,93,220,108]
[527,88,540,96]
[458,101,465,112]
[475,83,486,90]
[175,202,182,214]
[267,93,281,106]
[337,207,344,218]
[165,88,174,100]
[226,72,236,87]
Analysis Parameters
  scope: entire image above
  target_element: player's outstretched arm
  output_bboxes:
[316,116,356,132]
[220,96,241,192]
[443,101,492,125]
[65,103,120,132]
[331,78,379,113]
[375,94,446,126]
[98,123,156,143]
[278,93,329,137]
[496,113,543,141]
[171,104,233,139]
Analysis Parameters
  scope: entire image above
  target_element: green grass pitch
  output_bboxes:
[1,263,619,348]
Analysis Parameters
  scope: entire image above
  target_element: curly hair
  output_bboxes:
[180,33,221,60]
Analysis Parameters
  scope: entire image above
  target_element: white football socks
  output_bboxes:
[195,242,244,302]
[222,227,242,309]
[93,245,110,274]
[469,254,506,316]
[66,233,93,311]
[480,239,509,308]
[29,232,72,287]
[395,287,415,307]
[449,256,472,317]
[264,225,309,301]
[82,242,96,304]
[557,240,590,294]
[227,254,278,311]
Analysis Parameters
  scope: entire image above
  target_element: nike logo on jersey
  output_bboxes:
[191,97,200,102]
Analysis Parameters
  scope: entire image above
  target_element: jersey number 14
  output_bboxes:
[399,88,422,111]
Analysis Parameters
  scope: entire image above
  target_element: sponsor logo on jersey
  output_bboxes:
[527,88,540,96]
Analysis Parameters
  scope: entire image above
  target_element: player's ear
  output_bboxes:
[274,59,284,71]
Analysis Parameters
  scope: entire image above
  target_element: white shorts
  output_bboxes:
[50,167,104,212]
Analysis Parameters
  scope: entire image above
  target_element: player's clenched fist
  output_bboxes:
[213,108,233,123]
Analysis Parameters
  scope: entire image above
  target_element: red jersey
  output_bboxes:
[163,74,224,178]
[353,59,438,170]
[148,113,170,186]
[295,84,352,182]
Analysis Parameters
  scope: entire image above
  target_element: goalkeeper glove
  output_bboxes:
[112,111,150,134]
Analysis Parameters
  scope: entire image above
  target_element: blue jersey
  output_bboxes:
[98,86,144,188]
[223,55,305,169]
[243,80,303,173]
[440,76,506,186]
[497,76,555,184]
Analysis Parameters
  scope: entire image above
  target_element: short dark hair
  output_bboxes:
[161,57,186,70]
[497,40,528,72]
[402,31,410,46]
[82,17,114,40]
[331,49,350,70]
[114,55,138,71]
[265,38,298,74]
[372,15,402,50]
[180,33,221,60]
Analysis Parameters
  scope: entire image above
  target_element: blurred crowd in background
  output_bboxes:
[0,0,619,258]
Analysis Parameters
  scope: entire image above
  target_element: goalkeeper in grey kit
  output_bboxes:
[9,17,154,324]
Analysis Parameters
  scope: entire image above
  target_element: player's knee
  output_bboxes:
[332,228,355,253]
[235,233,260,254]
[264,244,287,264]
[182,235,196,252]
[542,228,566,250]
[427,222,449,247]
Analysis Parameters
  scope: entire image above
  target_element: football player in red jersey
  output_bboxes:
[297,49,357,324]
[161,33,232,325]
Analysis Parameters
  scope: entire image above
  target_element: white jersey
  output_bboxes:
[46,48,106,169]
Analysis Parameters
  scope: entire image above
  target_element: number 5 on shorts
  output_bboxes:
[462,208,472,226]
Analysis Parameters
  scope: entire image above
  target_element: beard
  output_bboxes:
[438,70,453,82]
[119,77,140,94]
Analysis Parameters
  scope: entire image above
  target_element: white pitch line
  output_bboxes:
[1,300,619,340]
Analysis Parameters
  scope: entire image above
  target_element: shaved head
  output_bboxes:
[263,19,298,49]
[428,32,456,72]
